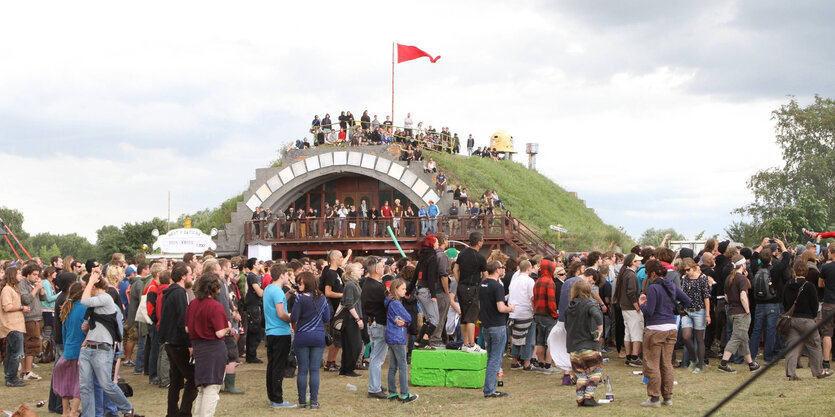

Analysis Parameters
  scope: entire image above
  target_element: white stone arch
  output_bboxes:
[242,151,440,213]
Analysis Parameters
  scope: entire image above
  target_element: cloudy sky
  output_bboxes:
[1,0,832,244]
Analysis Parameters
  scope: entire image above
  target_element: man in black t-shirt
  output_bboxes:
[243,258,265,363]
[320,249,350,371]
[819,246,835,369]
[455,232,488,353]
[479,260,515,398]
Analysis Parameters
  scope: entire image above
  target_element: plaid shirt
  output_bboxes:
[533,275,558,318]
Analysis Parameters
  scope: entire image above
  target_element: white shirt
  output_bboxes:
[508,272,535,320]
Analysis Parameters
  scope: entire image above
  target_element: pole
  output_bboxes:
[391,42,395,128]
[2,234,22,263]
[167,191,171,232]
[0,218,32,259]
[387,226,406,258]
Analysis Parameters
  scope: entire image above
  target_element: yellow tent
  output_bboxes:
[489,130,515,153]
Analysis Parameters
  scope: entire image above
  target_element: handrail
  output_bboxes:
[244,213,555,258]
[243,214,506,243]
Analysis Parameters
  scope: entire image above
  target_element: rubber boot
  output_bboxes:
[220,374,245,394]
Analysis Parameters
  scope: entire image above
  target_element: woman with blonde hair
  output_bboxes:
[339,263,364,377]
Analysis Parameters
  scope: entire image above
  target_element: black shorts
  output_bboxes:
[225,336,238,364]
[457,283,480,324]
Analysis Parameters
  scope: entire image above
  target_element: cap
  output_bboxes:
[634,255,644,262]
[125,266,137,276]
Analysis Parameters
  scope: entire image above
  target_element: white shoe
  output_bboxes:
[459,344,474,353]
[536,367,559,375]
[470,345,485,354]
[23,372,42,381]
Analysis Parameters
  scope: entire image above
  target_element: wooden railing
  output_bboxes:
[244,214,556,257]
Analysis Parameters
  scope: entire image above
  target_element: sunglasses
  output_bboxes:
[557,273,566,276]
[684,268,692,272]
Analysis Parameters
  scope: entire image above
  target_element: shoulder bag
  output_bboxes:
[777,283,805,336]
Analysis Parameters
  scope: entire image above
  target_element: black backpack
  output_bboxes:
[752,264,776,302]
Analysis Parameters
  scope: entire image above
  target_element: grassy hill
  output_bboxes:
[429,150,633,251]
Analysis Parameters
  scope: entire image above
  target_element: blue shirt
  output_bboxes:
[428,204,439,217]
[291,293,331,348]
[385,297,411,345]
[118,277,131,312]
[558,277,582,323]
[418,208,428,217]
[263,284,291,336]
[62,301,88,360]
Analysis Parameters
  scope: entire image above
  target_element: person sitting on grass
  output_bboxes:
[385,278,418,403]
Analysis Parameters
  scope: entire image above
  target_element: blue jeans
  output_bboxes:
[368,323,388,393]
[148,326,160,381]
[79,346,133,417]
[420,219,428,235]
[483,326,507,395]
[510,321,536,361]
[295,345,324,404]
[387,344,409,396]
[428,218,438,234]
[94,376,118,417]
[3,330,24,383]
[134,332,146,373]
[749,303,780,363]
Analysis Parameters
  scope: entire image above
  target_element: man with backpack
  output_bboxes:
[748,238,790,364]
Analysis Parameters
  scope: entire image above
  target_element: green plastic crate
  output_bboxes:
[410,367,446,387]
[411,349,448,369]
[443,349,487,370]
[445,369,486,389]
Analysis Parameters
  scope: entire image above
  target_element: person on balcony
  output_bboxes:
[427,200,440,235]
[359,200,370,237]
[418,204,429,236]
[392,200,404,236]
[337,204,348,238]
[264,209,277,239]
[448,201,460,236]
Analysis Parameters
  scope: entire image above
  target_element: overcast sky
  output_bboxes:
[1,0,832,245]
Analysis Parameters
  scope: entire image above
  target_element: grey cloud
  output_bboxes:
[539,0,835,99]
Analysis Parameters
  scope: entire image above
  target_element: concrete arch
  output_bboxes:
[244,150,440,212]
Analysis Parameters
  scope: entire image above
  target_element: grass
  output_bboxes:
[4,348,829,417]
[429,150,634,251]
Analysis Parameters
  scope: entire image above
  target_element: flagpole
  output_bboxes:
[391,42,395,129]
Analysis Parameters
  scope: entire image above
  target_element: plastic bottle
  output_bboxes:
[605,375,614,402]
[497,369,504,387]
[346,383,358,391]
[1,410,13,416]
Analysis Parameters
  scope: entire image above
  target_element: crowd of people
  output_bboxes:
[248,187,510,241]
[302,111,508,163]
[1,227,833,414]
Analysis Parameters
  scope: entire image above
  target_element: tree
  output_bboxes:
[638,228,685,246]
[736,95,835,243]
[725,221,765,247]
[0,207,29,260]
[95,225,128,261]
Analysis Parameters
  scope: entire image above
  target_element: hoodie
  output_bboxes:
[641,277,691,327]
[158,284,191,347]
[414,247,441,296]
[565,298,603,353]
[661,261,682,289]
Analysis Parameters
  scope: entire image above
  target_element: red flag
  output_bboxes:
[396,44,440,63]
